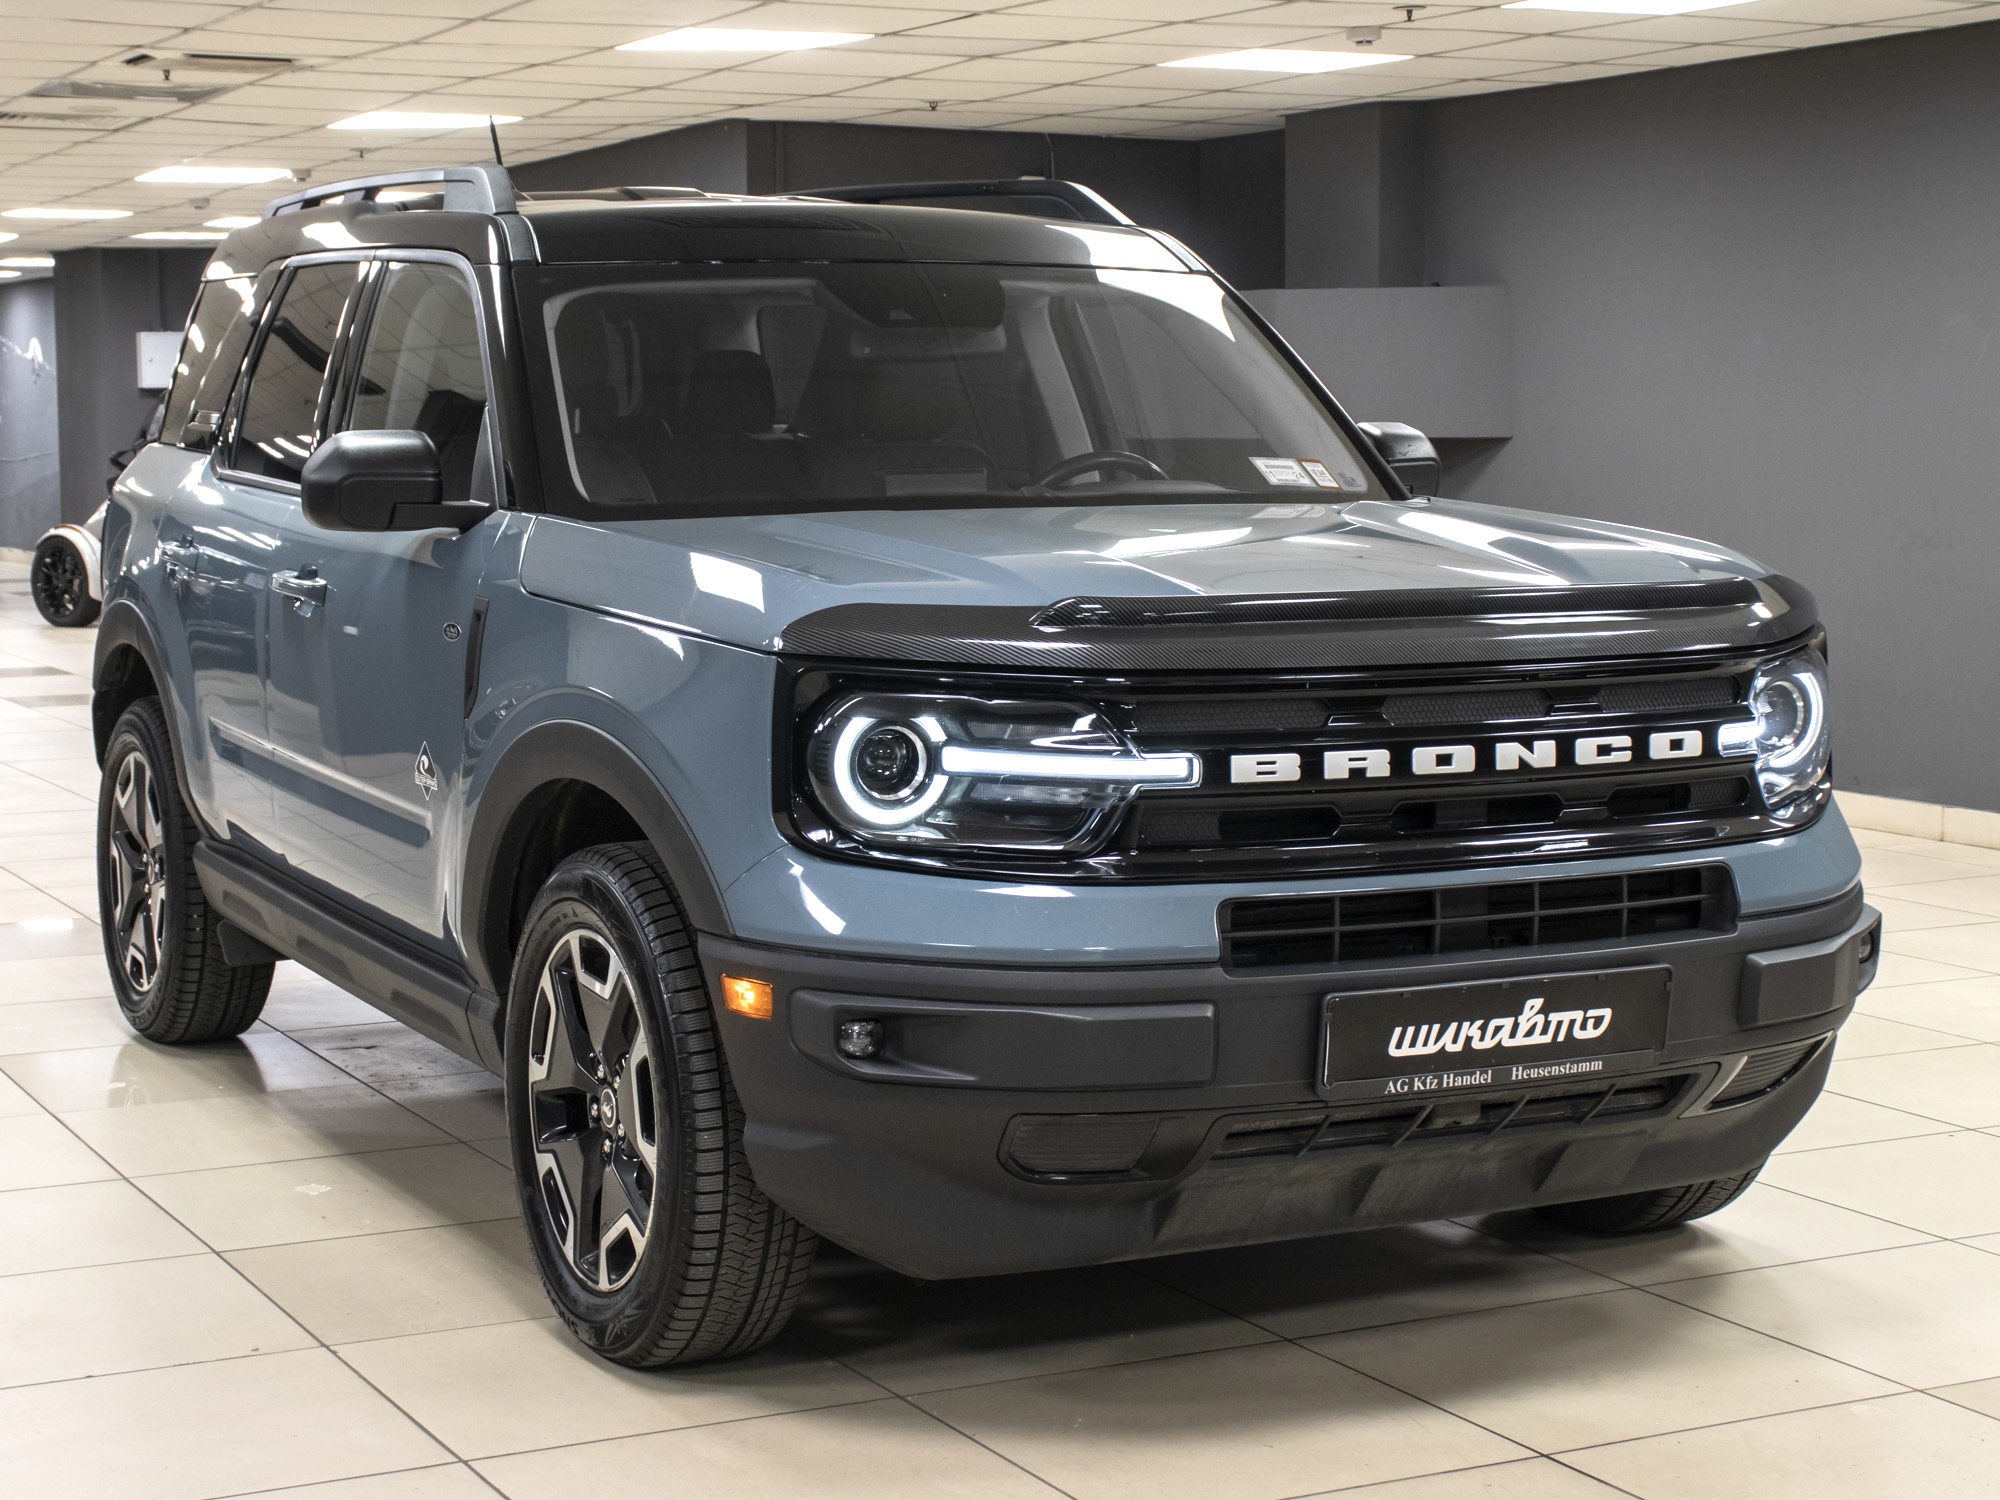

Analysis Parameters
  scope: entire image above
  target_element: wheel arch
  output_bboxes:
[462,719,732,998]
[91,599,185,784]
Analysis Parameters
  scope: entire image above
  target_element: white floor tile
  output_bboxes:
[1565,1393,2000,1499]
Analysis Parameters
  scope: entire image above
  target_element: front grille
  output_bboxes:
[1710,1037,1825,1107]
[1213,1072,1696,1162]
[1221,866,1733,971]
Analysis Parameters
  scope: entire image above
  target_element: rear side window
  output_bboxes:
[343,261,490,501]
[161,273,266,448]
[229,261,361,483]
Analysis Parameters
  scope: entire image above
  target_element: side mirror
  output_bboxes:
[299,429,486,532]
[1358,421,1442,498]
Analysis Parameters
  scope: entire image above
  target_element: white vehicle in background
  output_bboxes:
[30,500,105,627]
[30,397,164,627]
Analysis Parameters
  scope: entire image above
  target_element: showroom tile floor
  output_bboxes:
[2,561,1999,1500]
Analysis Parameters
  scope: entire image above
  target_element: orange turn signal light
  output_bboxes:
[721,975,773,1019]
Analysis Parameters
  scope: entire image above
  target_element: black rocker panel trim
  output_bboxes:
[193,841,504,1070]
[777,576,1818,672]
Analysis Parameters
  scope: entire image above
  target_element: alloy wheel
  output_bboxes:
[525,925,661,1292]
[33,544,86,619]
[106,749,169,994]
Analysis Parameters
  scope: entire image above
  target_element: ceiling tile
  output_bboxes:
[1448,34,1681,62]
[1733,0,1969,19]
[916,56,1132,81]
[907,14,1147,39]
[1009,0,1281,22]
[1564,14,1825,44]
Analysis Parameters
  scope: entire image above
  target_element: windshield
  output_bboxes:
[519,261,1379,517]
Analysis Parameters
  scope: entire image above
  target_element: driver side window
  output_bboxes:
[343,261,491,503]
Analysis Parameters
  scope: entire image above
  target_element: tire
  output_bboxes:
[505,842,817,1367]
[31,535,99,627]
[1534,1164,1764,1235]
[97,697,271,1042]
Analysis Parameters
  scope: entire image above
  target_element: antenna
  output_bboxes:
[488,115,506,168]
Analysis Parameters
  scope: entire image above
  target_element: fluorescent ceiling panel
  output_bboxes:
[616,28,873,53]
[3,206,133,219]
[1500,1,1753,13]
[1160,49,1410,72]
[203,217,259,229]
[0,255,55,266]
[132,230,228,240]
[136,166,292,184]
[329,111,524,130]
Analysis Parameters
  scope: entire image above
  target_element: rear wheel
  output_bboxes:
[31,535,98,627]
[506,842,817,1366]
[97,698,271,1042]
[1534,1164,1763,1235]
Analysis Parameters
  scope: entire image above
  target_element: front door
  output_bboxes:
[263,257,501,950]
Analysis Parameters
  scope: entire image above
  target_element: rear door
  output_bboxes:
[147,268,270,835]
[181,259,364,849]
[263,255,503,948]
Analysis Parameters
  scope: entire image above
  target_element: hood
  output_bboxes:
[519,497,1808,670]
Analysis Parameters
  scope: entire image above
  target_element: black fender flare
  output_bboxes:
[461,719,732,995]
[90,597,203,817]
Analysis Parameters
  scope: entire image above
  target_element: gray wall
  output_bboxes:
[53,247,207,525]
[515,119,1286,291]
[1285,22,2000,811]
[0,279,58,551]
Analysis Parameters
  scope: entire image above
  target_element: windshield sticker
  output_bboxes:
[1251,456,1313,487]
[1300,460,1344,490]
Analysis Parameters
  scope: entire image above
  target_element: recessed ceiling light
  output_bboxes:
[1500,0,1752,12]
[329,111,524,130]
[131,229,227,240]
[136,165,291,185]
[1160,48,1409,72]
[203,216,259,230]
[3,206,133,220]
[0,231,15,243]
[0,255,54,267]
[0,270,18,280]
[616,27,872,53]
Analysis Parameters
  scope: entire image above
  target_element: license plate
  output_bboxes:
[1319,968,1671,1104]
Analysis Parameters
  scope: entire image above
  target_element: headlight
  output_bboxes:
[1717,647,1830,823]
[806,693,1198,853]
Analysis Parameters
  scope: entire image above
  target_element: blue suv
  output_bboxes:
[92,164,1879,1366]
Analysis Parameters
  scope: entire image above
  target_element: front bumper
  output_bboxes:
[704,886,1877,1278]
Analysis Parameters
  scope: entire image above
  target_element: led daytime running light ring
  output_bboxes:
[829,714,948,827]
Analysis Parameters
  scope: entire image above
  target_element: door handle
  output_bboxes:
[160,539,199,584]
[271,569,328,616]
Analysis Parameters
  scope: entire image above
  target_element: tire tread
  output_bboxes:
[100,697,270,1044]
[515,842,816,1367]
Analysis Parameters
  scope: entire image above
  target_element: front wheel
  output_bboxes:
[1534,1164,1764,1235]
[505,843,816,1366]
[31,535,99,626]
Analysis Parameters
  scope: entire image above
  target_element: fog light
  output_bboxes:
[837,1019,884,1059]
[721,975,772,1019]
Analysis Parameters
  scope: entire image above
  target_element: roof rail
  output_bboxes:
[262,164,515,219]
[795,178,1133,227]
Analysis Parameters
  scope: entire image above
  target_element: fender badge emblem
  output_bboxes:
[414,743,438,800]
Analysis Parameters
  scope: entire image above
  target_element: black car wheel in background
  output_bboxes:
[30,534,98,627]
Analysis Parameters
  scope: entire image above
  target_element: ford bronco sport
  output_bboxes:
[92,164,1879,1367]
